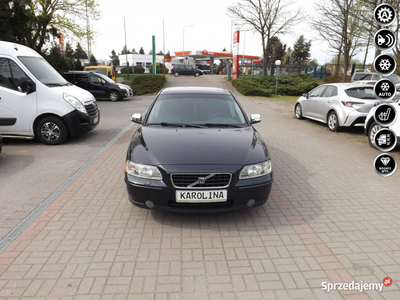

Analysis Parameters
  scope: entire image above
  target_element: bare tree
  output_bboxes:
[311,0,364,81]
[227,0,301,76]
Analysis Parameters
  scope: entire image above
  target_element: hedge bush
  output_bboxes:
[130,74,165,96]
[232,74,320,96]
[120,66,145,74]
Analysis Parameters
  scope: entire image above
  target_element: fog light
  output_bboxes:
[247,199,255,207]
[145,200,154,208]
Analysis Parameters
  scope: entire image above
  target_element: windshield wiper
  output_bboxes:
[159,122,206,128]
[203,123,242,128]
[46,83,65,87]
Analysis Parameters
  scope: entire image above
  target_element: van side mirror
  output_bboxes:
[18,76,29,93]
[18,76,35,94]
[250,114,262,124]
[131,113,142,124]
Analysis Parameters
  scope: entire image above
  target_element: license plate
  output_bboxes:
[176,190,227,203]
[94,117,99,124]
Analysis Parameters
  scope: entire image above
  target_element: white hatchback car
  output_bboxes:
[365,101,400,149]
[295,83,381,132]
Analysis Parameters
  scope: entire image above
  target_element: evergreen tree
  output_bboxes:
[291,35,311,66]
[65,42,74,60]
[139,47,145,54]
[265,36,286,65]
[109,49,119,66]
[44,43,71,73]
[74,42,88,59]
[121,45,131,54]
[89,54,98,66]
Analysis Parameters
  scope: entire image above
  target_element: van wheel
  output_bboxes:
[195,72,200,77]
[109,91,120,102]
[36,117,68,145]
[368,121,382,149]
[174,72,179,77]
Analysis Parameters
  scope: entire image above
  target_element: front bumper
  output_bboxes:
[62,108,100,137]
[125,170,273,213]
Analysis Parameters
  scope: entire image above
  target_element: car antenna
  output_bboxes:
[13,43,18,51]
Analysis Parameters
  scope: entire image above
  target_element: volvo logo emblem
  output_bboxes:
[198,177,205,184]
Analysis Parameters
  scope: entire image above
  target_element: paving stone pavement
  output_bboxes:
[0,76,399,299]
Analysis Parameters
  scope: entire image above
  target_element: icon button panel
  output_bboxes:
[374,79,396,101]
[374,54,396,76]
[374,153,397,177]
[374,28,396,52]
[374,128,397,152]
[374,103,397,127]
[374,4,396,26]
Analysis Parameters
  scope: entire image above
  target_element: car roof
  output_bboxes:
[63,71,97,75]
[160,87,231,95]
[324,83,374,88]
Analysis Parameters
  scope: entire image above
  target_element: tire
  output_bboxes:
[109,91,120,102]
[295,103,303,119]
[327,111,341,132]
[174,72,179,77]
[36,116,68,145]
[368,121,382,149]
[194,72,200,77]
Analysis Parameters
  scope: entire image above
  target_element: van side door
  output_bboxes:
[0,58,37,135]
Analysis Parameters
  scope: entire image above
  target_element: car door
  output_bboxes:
[316,85,338,121]
[0,58,37,134]
[302,85,327,118]
[88,74,107,98]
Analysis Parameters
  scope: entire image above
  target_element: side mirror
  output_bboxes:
[18,76,29,93]
[250,114,262,124]
[131,113,142,124]
[302,93,308,99]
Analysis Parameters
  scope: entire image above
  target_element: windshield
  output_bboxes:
[146,94,247,127]
[353,74,372,81]
[86,68,107,75]
[18,56,68,86]
[97,73,115,84]
[345,87,376,99]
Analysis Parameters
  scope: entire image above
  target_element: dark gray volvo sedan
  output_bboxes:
[125,87,273,212]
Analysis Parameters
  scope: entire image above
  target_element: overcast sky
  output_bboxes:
[84,0,373,65]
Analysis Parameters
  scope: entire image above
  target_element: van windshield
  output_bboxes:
[18,56,68,86]
[85,68,107,75]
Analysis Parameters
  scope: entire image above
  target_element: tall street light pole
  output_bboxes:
[183,25,193,65]
[124,16,129,79]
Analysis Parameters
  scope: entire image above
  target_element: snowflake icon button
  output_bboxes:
[374,4,396,26]
[374,54,396,76]
[374,153,397,177]
[374,79,396,101]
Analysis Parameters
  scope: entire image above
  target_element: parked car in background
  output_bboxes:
[351,72,381,82]
[63,71,129,101]
[295,83,381,132]
[0,41,99,145]
[83,66,116,82]
[171,65,203,77]
[365,101,400,149]
[125,87,273,212]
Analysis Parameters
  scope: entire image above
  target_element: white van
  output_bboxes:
[0,41,99,145]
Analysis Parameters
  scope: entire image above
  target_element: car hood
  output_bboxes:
[127,126,269,166]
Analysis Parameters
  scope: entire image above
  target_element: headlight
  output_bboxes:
[63,93,87,114]
[118,84,128,90]
[239,160,272,179]
[125,160,162,180]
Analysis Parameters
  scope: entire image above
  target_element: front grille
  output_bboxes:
[168,199,233,210]
[171,173,231,188]
[85,102,98,117]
